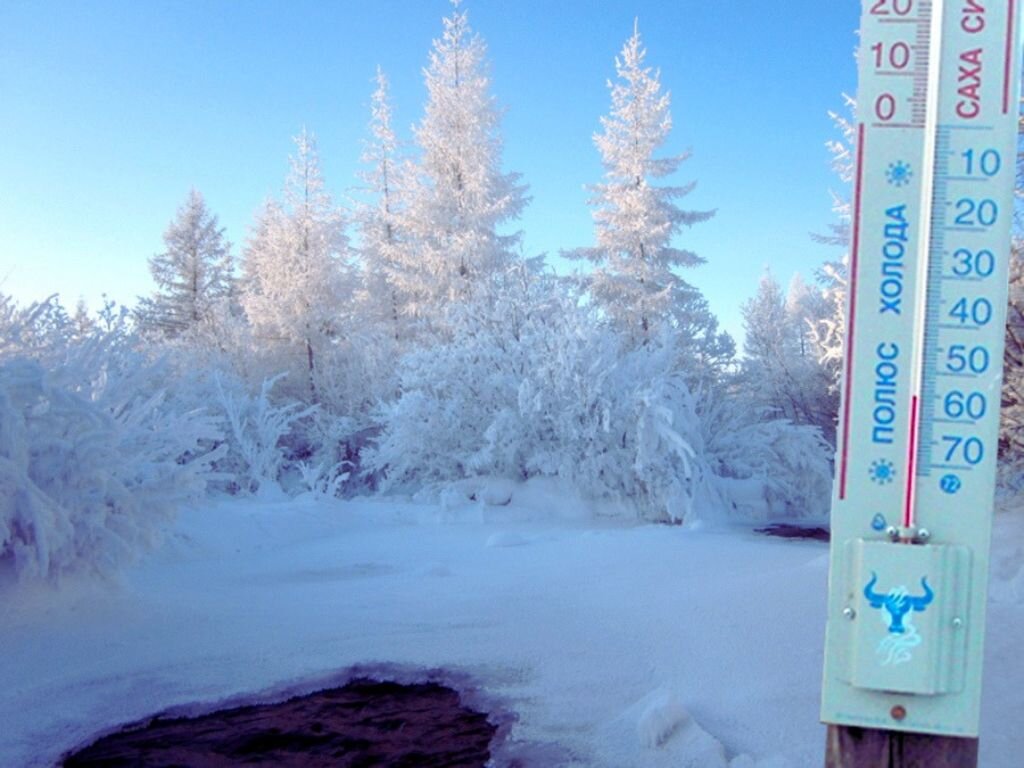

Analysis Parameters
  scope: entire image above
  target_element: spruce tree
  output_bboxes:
[395,1,528,327]
[138,189,233,337]
[565,21,729,371]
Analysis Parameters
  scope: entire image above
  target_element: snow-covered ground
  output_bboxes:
[2,480,1022,767]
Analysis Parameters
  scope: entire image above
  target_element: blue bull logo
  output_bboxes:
[863,572,934,634]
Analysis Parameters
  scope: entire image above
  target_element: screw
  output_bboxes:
[917,528,931,543]
[952,617,964,629]
[886,526,900,541]
[891,705,907,721]
[843,607,856,620]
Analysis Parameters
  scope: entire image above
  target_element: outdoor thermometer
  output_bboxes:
[821,0,1021,736]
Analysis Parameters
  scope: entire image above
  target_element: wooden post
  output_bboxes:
[825,724,978,768]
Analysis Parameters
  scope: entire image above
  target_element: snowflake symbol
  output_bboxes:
[886,161,913,187]
[869,459,896,485]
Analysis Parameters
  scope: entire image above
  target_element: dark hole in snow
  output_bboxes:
[756,523,830,542]
[62,679,498,767]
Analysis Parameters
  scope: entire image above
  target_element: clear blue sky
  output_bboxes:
[0,0,860,343]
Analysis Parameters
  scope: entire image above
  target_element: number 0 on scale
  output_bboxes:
[821,0,1021,736]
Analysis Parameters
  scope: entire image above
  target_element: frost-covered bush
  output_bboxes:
[365,287,528,486]
[296,440,352,498]
[367,267,722,522]
[0,360,221,581]
[522,332,721,523]
[146,302,368,496]
[367,263,833,522]
[699,395,833,520]
[214,373,315,495]
[311,326,398,427]
[0,294,77,363]
[135,284,377,498]
[158,300,258,386]
[0,296,224,580]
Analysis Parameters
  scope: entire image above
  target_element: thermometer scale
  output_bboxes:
[822,0,1020,736]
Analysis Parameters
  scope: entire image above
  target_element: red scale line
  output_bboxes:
[839,123,866,501]
[903,395,920,529]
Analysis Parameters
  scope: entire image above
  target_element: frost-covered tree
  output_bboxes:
[356,67,409,342]
[0,290,13,340]
[137,189,234,337]
[566,20,725,365]
[811,95,857,392]
[1002,242,1024,464]
[69,297,98,342]
[241,129,351,403]
[742,271,794,396]
[394,1,528,326]
[815,93,856,249]
[786,274,831,359]
[740,271,836,440]
[999,108,1024,466]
